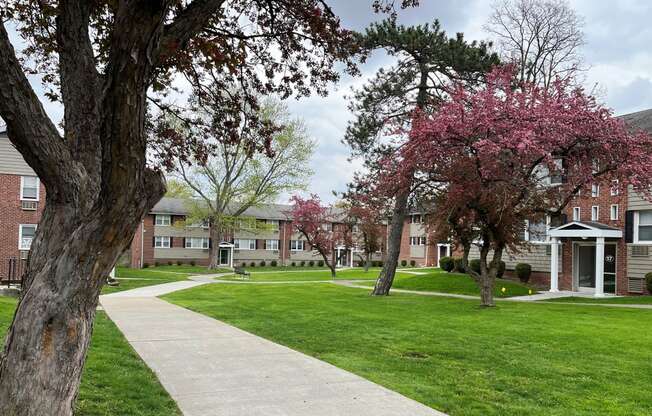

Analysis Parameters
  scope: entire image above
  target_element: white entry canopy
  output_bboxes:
[548,221,622,239]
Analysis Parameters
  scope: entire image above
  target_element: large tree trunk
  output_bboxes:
[364,252,370,272]
[208,225,223,270]
[372,190,409,296]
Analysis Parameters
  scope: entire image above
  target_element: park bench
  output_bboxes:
[234,266,251,280]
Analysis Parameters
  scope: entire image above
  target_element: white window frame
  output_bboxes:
[185,237,209,249]
[20,176,39,201]
[19,224,37,250]
[610,180,619,196]
[634,211,652,243]
[290,240,305,251]
[409,236,426,246]
[352,224,360,233]
[155,214,171,226]
[573,207,581,221]
[524,216,551,243]
[155,236,171,248]
[411,214,423,224]
[610,204,619,221]
[266,239,279,251]
[548,159,563,185]
[234,238,256,250]
[591,184,599,198]
[187,219,209,228]
[266,219,280,231]
[591,206,599,221]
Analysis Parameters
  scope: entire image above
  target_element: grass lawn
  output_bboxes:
[220,268,415,282]
[0,296,180,415]
[164,283,652,416]
[102,267,193,294]
[139,265,231,274]
[356,269,536,298]
[543,296,652,305]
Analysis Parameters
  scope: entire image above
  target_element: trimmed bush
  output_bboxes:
[154,261,160,267]
[250,262,256,267]
[439,256,454,272]
[142,263,149,268]
[190,260,196,266]
[308,260,315,267]
[271,260,277,267]
[317,260,324,267]
[515,263,532,283]
[378,261,383,267]
[300,261,306,266]
[176,260,183,266]
[167,261,173,266]
[410,260,416,267]
[400,260,407,267]
[469,259,481,274]
[260,260,266,267]
[646,272,652,293]
[291,261,296,267]
[242,262,247,267]
[453,257,465,273]
[494,260,506,279]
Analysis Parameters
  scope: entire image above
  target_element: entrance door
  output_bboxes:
[439,246,447,261]
[604,245,616,294]
[578,245,595,289]
[219,248,229,266]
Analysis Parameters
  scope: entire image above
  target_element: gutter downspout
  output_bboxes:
[140,219,144,268]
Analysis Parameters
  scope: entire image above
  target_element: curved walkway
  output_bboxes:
[100,273,446,416]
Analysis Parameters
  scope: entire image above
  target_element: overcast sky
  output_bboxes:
[8,1,652,204]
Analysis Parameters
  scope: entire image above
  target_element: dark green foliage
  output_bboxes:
[242,262,247,267]
[439,256,454,272]
[317,260,324,267]
[260,260,266,267]
[167,261,173,266]
[190,260,196,266]
[410,260,416,267]
[515,263,532,283]
[250,262,256,267]
[378,261,383,267]
[176,260,183,266]
[142,263,149,268]
[291,261,296,267]
[271,260,277,267]
[453,258,465,272]
[155,261,160,267]
[494,260,506,278]
[646,272,652,293]
[400,260,407,267]
[469,259,481,274]
[300,261,306,266]
[308,260,315,267]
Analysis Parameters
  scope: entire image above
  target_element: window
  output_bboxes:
[352,224,360,233]
[185,237,209,249]
[410,214,423,224]
[266,239,279,250]
[549,159,564,185]
[290,240,305,251]
[20,176,39,201]
[636,211,652,242]
[591,206,599,221]
[238,218,255,229]
[610,205,619,221]
[19,224,37,250]
[573,207,581,221]
[155,236,171,248]
[591,184,599,197]
[409,236,426,245]
[266,220,279,231]
[155,215,171,226]
[611,180,619,196]
[525,219,548,242]
[321,223,332,231]
[188,219,209,228]
[234,238,256,250]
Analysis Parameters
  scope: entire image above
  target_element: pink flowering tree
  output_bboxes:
[383,66,652,306]
[288,195,352,278]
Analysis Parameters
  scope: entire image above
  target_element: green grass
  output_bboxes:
[0,296,180,415]
[139,265,231,274]
[356,269,535,298]
[164,283,652,416]
[544,296,652,305]
[220,268,414,281]
[102,267,193,294]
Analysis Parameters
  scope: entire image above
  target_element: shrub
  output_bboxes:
[378,261,383,267]
[469,259,481,274]
[271,260,277,267]
[291,261,296,267]
[167,261,172,266]
[439,256,454,272]
[242,262,247,267]
[317,260,324,267]
[190,260,196,266]
[142,263,149,268]
[300,261,306,266]
[493,260,506,278]
[515,263,532,283]
[452,257,465,272]
[260,260,266,267]
[154,261,160,267]
[400,260,407,267]
[250,262,256,267]
[410,260,416,267]
[646,272,652,293]
[308,260,315,267]
[176,260,183,266]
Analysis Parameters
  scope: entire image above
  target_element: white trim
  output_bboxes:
[18,224,37,250]
[573,207,581,221]
[20,176,39,201]
[591,184,599,197]
[155,214,171,226]
[610,204,619,221]
[611,180,620,196]
[634,210,652,243]
[571,240,618,295]
[265,239,279,251]
[548,221,622,238]
[290,240,304,251]
[234,238,256,250]
[154,236,171,248]
[185,237,209,249]
[591,206,599,222]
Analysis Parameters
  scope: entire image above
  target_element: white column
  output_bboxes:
[550,237,559,292]
[595,237,605,297]
[229,246,234,268]
[446,245,451,257]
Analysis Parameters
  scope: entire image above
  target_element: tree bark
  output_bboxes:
[208,224,223,269]
[364,252,371,272]
[372,190,409,296]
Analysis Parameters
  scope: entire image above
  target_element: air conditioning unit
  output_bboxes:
[21,200,38,211]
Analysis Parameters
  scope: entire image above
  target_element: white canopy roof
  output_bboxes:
[548,221,622,239]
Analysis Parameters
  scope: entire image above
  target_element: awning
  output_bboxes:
[548,221,622,239]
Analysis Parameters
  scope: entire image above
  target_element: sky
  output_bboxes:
[6,1,652,204]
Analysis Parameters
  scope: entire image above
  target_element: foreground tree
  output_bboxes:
[164,97,314,269]
[0,0,376,412]
[344,18,499,295]
[288,195,352,278]
[389,67,652,306]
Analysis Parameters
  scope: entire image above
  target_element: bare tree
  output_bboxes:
[485,0,586,89]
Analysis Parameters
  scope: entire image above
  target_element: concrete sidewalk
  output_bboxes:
[100,280,446,416]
